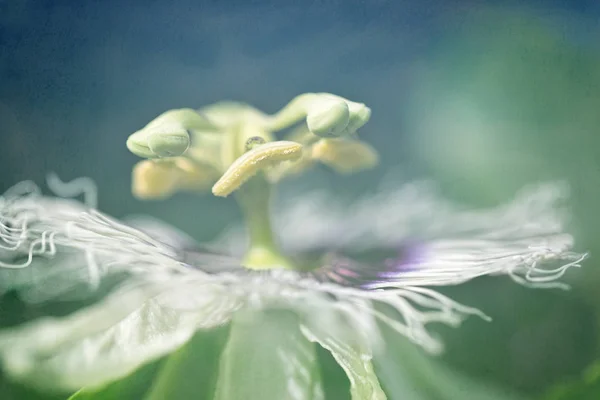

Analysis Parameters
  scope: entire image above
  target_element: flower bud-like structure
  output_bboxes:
[0,93,587,399]
[305,97,350,137]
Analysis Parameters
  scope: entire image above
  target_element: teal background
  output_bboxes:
[1,1,600,399]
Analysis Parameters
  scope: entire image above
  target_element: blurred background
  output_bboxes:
[1,0,600,398]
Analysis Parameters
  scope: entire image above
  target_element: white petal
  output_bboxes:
[265,181,583,289]
[270,181,569,251]
[0,180,198,303]
[124,214,200,251]
[0,277,239,391]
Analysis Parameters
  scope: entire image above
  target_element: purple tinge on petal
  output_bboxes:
[382,242,429,275]
[310,242,429,289]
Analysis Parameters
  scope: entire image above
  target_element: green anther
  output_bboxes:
[147,130,190,157]
[266,93,371,138]
[126,108,218,159]
[306,97,350,138]
[345,101,372,133]
[126,133,159,159]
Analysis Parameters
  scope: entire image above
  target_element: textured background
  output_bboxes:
[1,1,600,399]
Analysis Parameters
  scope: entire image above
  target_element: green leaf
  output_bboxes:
[0,374,67,400]
[375,323,528,400]
[68,359,163,400]
[143,326,228,400]
[213,308,323,400]
[543,360,600,400]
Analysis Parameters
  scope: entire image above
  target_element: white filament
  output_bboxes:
[0,177,586,391]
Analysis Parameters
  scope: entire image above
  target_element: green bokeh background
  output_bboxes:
[1,1,600,399]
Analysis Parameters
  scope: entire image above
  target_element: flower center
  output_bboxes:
[125,93,377,270]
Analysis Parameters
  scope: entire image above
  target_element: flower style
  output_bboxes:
[0,93,586,399]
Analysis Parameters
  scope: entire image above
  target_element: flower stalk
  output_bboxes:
[235,174,293,270]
